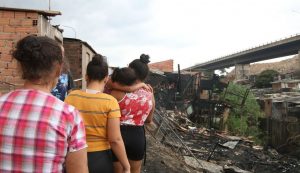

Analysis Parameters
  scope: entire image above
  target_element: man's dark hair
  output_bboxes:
[111,67,137,86]
[86,54,108,81]
[13,35,63,81]
[129,54,150,81]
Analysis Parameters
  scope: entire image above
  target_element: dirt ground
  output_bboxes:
[142,133,201,173]
[141,124,300,173]
[138,108,300,173]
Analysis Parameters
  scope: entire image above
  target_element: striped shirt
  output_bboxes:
[0,89,87,173]
[65,90,121,152]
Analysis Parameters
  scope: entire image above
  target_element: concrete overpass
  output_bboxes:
[185,34,300,71]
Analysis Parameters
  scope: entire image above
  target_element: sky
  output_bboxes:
[1,0,300,70]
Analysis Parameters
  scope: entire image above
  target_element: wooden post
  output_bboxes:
[222,108,230,132]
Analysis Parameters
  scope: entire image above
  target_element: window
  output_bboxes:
[32,20,38,26]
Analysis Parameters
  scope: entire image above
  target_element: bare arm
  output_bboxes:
[65,148,88,173]
[107,118,130,172]
[145,95,155,123]
[112,82,149,92]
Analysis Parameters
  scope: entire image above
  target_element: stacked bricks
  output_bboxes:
[148,59,174,72]
[63,39,83,88]
[0,10,39,92]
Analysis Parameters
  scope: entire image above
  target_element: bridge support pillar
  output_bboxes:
[234,63,250,81]
[298,49,300,61]
[298,50,300,68]
[203,70,214,78]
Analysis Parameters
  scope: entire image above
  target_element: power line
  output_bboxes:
[61,25,77,38]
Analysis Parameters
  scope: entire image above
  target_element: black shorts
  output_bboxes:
[88,149,114,173]
[113,125,146,161]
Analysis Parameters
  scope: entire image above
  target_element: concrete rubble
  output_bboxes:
[220,141,239,149]
[223,165,252,173]
[184,156,223,173]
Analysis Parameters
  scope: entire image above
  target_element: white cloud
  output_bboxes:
[1,0,299,69]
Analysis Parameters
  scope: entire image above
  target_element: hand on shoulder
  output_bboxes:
[141,83,153,93]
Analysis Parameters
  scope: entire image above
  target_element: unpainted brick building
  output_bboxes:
[0,7,63,93]
[63,38,98,89]
[148,59,174,72]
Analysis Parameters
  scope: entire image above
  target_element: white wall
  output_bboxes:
[38,15,63,43]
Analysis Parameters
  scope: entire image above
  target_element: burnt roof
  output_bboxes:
[0,7,61,16]
[63,37,97,54]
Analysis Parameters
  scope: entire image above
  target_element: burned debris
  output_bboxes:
[260,93,300,159]
[144,69,300,173]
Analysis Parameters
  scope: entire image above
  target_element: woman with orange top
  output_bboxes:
[65,54,130,173]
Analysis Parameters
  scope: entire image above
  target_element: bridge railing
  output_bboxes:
[202,33,300,65]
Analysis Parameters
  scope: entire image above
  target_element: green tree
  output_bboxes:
[255,70,279,88]
[221,83,264,144]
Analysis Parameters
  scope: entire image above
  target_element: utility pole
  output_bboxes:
[47,0,52,24]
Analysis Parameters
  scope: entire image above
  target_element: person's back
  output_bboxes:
[0,35,88,173]
[65,54,130,173]
[110,64,155,173]
[65,90,120,152]
[119,88,153,126]
[0,89,86,172]
[51,57,75,101]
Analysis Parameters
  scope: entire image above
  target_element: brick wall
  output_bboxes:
[0,10,39,93]
[63,40,83,88]
[148,59,174,72]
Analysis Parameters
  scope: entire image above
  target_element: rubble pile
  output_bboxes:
[145,109,300,173]
[144,71,299,172]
